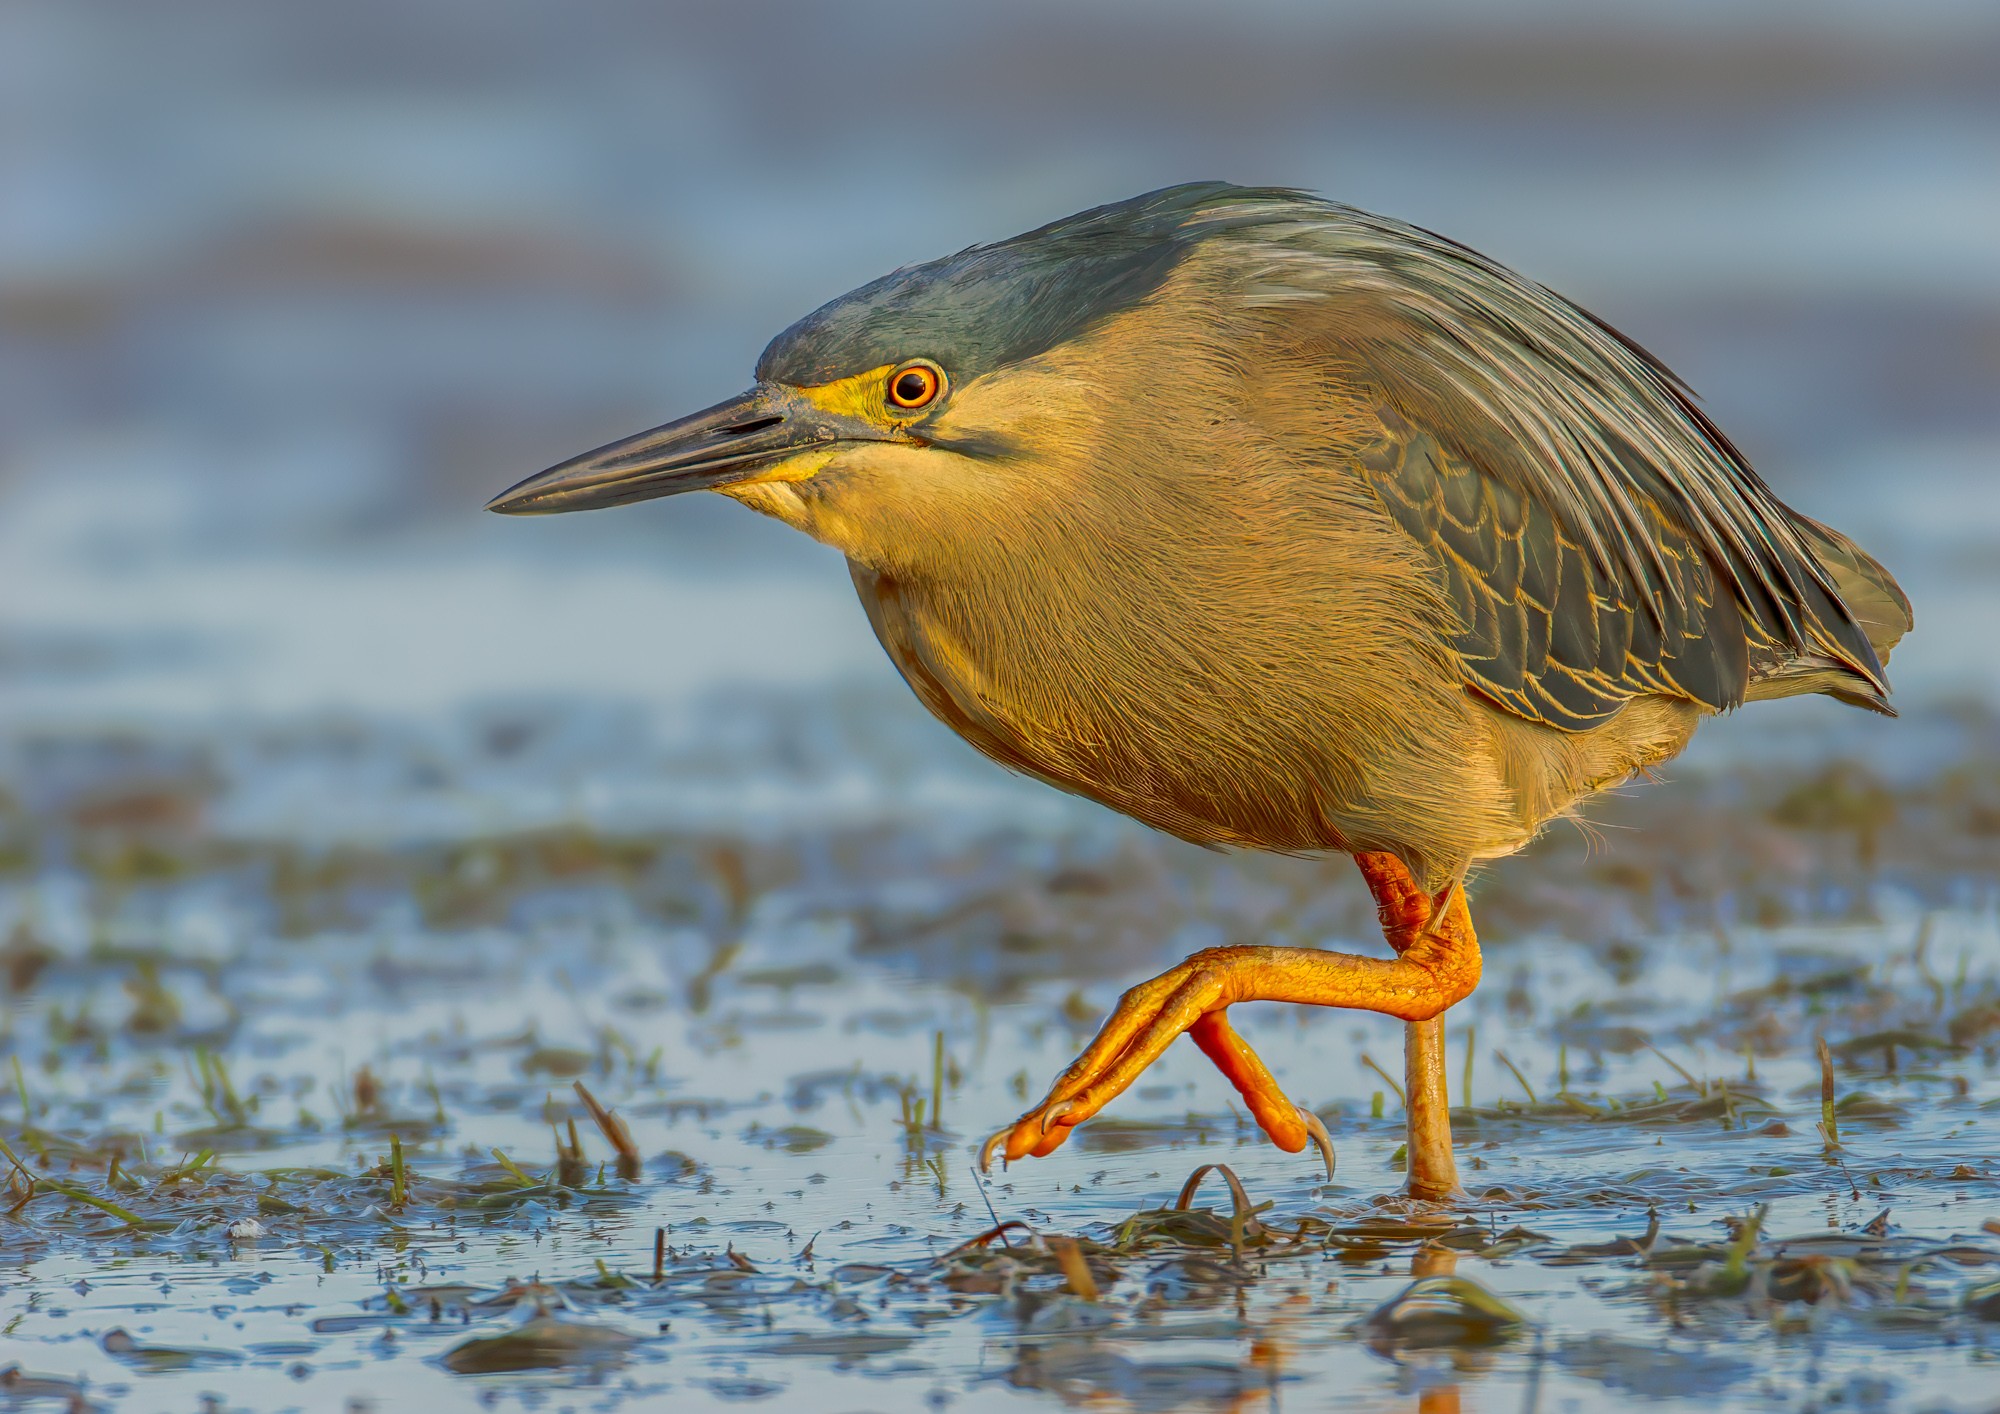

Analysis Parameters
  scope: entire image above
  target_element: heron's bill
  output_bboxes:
[486,385,869,515]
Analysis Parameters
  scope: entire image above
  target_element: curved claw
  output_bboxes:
[1296,1105,1336,1182]
[977,1128,1008,1173]
[1039,1099,1078,1135]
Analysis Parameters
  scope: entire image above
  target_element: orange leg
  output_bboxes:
[979,852,1479,1195]
[1357,853,1468,1199]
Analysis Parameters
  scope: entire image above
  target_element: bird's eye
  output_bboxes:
[887,362,943,410]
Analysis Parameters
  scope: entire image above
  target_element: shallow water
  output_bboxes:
[2,695,2000,1412]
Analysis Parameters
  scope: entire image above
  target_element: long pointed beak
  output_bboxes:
[487,385,862,515]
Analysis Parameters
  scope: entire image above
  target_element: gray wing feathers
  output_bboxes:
[1202,197,1896,722]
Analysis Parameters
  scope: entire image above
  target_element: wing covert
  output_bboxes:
[1358,414,1750,731]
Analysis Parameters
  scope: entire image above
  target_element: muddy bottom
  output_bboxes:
[3,691,2000,1412]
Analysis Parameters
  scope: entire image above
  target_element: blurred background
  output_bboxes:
[1,0,1994,729]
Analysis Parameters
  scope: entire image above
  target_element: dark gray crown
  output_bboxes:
[755,182,1302,387]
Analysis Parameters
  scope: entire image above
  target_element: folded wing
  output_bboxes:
[1219,202,1900,728]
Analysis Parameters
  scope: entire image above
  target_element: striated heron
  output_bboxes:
[489,184,1910,1199]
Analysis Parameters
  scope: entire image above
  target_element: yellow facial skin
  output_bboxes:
[715,363,923,526]
[717,365,920,484]
[715,353,1106,565]
[798,363,925,425]
[714,363,948,537]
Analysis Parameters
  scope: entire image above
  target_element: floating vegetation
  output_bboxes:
[1359,1275,1531,1349]
[440,1311,644,1374]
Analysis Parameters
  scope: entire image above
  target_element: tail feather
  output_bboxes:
[1744,514,1910,713]
[1795,515,1912,665]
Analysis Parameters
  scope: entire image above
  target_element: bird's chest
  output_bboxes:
[848,563,1106,788]
[845,560,1380,851]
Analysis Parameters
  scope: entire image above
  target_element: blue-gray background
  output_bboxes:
[1,0,1994,725]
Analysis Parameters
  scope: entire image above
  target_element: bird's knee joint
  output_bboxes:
[1441,969,1480,1012]
[1404,953,1481,1018]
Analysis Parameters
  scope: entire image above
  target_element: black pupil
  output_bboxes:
[894,371,931,405]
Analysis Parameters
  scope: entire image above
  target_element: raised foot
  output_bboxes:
[976,855,1479,1201]
[973,923,1481,1178]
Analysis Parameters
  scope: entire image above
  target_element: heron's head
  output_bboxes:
[487,183,1323,572]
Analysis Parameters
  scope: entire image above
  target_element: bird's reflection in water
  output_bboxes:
[1409,1245,1463,1414]
[1419,1387,1463,1414]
